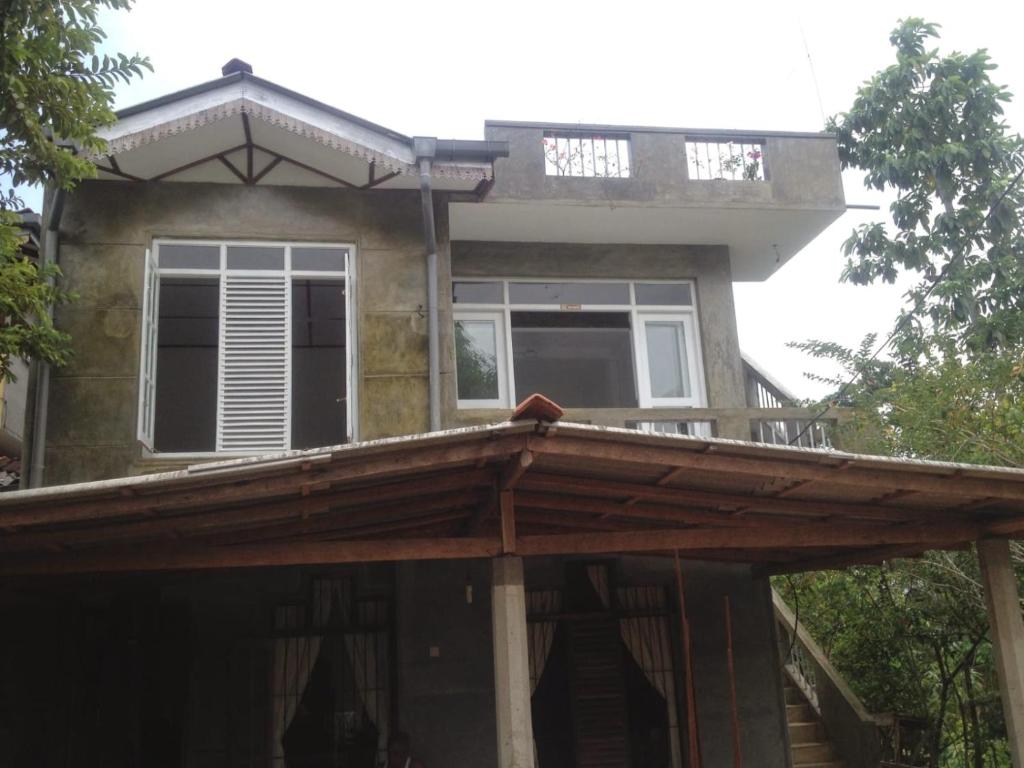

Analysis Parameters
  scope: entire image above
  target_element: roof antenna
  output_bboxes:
[222,58,253,77]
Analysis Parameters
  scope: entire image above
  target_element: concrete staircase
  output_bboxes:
[786,677,843,768]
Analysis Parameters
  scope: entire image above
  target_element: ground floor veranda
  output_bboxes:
[2,400,1024,767]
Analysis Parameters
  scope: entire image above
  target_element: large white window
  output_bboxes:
[139,240,352,454]
[452,280,705,410]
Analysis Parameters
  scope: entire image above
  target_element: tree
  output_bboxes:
[783,19,1024,765]
[828,18,1024,358]
[782,335,1024,766]
[0,0,150,379]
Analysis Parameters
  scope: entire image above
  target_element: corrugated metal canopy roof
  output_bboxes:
[1,419,1022,577]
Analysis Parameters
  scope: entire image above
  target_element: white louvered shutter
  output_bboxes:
[137,248,159,450]
[217,274,291,452]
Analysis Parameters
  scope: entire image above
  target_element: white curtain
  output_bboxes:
[270,580,341,766]
[526,590,561,693]
[618,586,683,768]
[270,614,325,765]
[342,630,389,758]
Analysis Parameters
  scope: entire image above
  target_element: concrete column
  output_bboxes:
[491,556,535,768]
[978,538,1024,767]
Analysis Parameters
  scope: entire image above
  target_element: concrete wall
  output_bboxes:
[484,122,845,211]
[40,180,752,484]
[43,181,439,484]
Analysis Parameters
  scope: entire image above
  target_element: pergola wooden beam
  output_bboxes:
[0,535,505,576]
[515,521,980,558]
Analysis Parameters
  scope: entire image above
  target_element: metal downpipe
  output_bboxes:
[28,188,65,488]
[418,153,441,432]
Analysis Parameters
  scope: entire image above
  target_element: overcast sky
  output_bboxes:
[45,0,1024,398]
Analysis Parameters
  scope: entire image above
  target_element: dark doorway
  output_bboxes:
[529,564,683,768]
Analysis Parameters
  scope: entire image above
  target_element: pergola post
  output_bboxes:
[492,555,535,768]
[978,538,1024,767]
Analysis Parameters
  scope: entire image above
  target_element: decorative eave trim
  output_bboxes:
[97,98,493,182]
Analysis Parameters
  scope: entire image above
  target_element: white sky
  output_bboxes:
[43,0,1024,398]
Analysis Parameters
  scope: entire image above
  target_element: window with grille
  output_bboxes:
[543,132,631,178]
[138,240,351,454]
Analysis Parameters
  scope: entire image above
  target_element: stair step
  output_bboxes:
[789,720,825,744]
[793,741,835,762]
[787,703,813,722]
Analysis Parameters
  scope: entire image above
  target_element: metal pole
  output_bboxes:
[724,595,742,767]
[674,550,702,767]
[416,146,441,433]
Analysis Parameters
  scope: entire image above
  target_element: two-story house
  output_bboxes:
[2,60,1023,768]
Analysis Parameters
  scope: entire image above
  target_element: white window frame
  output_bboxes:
[452,278,707,410]
[454,310,509,409]
[633,312,703,408]
[140,239,355,457]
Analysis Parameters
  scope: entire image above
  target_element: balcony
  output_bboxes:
[448,122,846,281]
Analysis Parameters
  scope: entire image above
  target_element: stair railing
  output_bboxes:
[774,590,887,768]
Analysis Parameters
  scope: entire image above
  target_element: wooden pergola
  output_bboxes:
[2,398,1024,766]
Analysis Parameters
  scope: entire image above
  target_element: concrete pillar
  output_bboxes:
[491,556,535,768]
[978,538,1024,767]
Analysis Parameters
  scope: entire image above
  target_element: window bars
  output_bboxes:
[543,133,631,178]
[686,139,765,181]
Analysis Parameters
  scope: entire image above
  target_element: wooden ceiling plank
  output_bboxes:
[527,435,1024,502]
[1,439,521,529]
[0,468,494,553]
[518,473,946,524]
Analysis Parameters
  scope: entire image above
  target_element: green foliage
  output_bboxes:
[791,336,1024,467]
[785,335,1024,765]
[778,550,1016,767]
[0,0,150,375]
[828,18,1024,358]
[0,212,72,380]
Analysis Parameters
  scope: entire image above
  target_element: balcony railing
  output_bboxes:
[542,132,631,178]
[685,137,766,181]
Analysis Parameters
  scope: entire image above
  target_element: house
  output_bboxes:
[2,60,1023,768]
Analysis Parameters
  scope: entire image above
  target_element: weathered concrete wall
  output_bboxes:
[396,559,498,767]
[45,181,439,484]
[484,122,845,211]
[42,180,752,485]
[445,240,748,431]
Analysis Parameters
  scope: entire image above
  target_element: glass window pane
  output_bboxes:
[511,311,637,407]
[158,244,219,270]
[455,319,500,401]
[226,246,285,270]
[291,247,347,272]
[292,280,347,449]
[453,281,503,304]
[155,278,219,451]
[645,321,690,399]
[508,282,629,305]
[635,282,693,306]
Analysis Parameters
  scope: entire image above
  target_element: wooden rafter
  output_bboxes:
[0,438,521,529]
[148,143,249,181]
[517,473,955,524]
[525,435,1024,502]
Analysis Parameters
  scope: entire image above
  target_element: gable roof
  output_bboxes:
[91,68,507,191]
